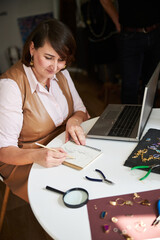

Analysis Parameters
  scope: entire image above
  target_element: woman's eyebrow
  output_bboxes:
[45,53,55,57]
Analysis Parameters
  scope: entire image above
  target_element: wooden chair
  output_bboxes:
[0,176,10,232]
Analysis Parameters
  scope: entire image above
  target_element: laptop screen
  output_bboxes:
[137,62,160,139]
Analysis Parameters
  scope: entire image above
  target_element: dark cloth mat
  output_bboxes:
[124,128,160,174]
[87,189,160,240]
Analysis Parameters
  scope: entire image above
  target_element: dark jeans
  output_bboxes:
[118,26,160,104]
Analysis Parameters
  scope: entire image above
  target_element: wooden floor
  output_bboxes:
[0,69,159,240]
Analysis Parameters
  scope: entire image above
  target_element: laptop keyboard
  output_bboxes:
[108,106,141,137]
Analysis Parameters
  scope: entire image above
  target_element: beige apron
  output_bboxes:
[0,61,74,202]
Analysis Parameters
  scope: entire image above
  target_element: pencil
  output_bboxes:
[35,142,75,159]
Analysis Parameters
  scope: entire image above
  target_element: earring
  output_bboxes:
[133,193,151,206]
[30,55,34,66]
[63,64,66,69]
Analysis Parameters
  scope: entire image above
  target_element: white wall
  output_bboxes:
[0,0,58,73]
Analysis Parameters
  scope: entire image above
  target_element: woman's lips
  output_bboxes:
[47,69,55,74]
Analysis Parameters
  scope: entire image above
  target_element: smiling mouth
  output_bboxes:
[47,69,54,74]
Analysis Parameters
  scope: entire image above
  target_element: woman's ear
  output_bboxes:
[29,41,35,55]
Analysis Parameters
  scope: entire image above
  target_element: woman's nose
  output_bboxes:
[52,60,58,71]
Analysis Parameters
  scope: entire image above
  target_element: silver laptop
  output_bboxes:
[87,62,160,142]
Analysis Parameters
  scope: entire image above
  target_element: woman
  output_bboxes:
[0,18,89,202]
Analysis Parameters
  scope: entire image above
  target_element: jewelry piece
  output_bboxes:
[126,225,132,230]
[100,211,107,219]
[113,227,133,240]
[132,149,148,158]
[113,227,118,232]
[122,229,127,234]
[142,155,154,162]
[94,204,97,210]
[133,193,151,206]
[133,192,140,198]
[122,233,133,240]
[125,214,134,217]
[110,198,133,206]
[45,85,49,91]
[103,224,111,233]
[153,154,160,158]
[132,149,156,162]
[30,55,34,66]
[146,138,151,141]
[110,200,117,206]
[140,199,151,206]
[111,217,118,223]
[148,146,157,150]
[134,221,147,232]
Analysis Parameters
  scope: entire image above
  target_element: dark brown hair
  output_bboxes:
[22,18,76,67]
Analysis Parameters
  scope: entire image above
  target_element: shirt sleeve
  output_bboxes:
[0,79,23,147]
[62,69,87,113]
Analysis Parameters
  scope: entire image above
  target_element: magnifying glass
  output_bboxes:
[46,185,89,208]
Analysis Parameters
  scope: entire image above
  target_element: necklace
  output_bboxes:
[45,85,49,91]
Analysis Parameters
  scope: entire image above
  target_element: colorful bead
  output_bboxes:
[111,217,118,223]
[103,224,110,233]
[146,138,151,141]
[100,211,107,219]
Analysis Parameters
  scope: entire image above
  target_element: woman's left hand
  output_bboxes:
[65,117,86,145]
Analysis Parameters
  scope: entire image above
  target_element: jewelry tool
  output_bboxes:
[152,199,160,226]
[85,169,114,184]
[35,142,74,159]
[131,164,160,180]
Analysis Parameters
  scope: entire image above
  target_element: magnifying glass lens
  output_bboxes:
[46,186,89,208]
[63,189,88,207]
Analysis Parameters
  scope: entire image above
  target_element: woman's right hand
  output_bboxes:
[35,147,67,168]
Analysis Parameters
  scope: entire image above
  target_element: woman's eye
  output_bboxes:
[45,56,52,60]
[59,59,64,62]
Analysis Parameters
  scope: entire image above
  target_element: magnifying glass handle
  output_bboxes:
[46,185,64,195]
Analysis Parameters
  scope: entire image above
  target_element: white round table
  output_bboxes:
[28,109,160,240]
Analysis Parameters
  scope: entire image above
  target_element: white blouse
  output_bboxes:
[0,65,87,147]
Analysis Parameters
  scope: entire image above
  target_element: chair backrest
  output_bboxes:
[0,175,4,182]
[0,175,10,232]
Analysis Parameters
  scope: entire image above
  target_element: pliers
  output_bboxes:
[85,169,114,184]
[152,199,160,226]
[131,164,160,181]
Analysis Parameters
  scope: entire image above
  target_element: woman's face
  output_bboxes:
[30,41,66,82]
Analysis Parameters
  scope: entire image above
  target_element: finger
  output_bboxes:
[75,128,86,145]
[69,132,80,145]
[55,147,67,154]
[49,149,67,159]
[77,133,86,145]
[65,131,70,143]
[48,155,66,167]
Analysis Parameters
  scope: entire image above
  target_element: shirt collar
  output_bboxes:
[23,64,58,93]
